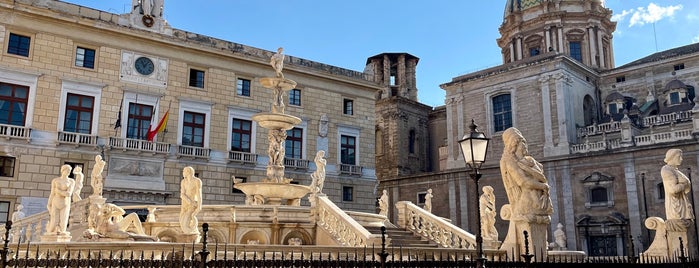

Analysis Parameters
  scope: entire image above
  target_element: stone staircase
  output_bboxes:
[365,226,438,248]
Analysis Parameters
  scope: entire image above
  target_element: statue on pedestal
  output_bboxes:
[310,150,327,194]
[91,155,106,197]
[46,165,75,235]
[480,186,498,241]
[424,188,433,213]
[72,166,84,202]
[379,190,389,217]
[180,167,203,235]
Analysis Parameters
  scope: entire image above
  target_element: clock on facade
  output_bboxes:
[134,56,155,76]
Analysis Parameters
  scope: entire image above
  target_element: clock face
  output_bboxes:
[134,57,155,76]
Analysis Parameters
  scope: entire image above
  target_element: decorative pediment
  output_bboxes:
[582,172,614,187]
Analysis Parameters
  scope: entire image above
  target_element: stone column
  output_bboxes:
[509,42,515,63]
[516,36,523,60]
[588,26,597,67]
[597,29,606,68]
[557,27,564,54]
[540,75,554,155]
[544,26,551,51]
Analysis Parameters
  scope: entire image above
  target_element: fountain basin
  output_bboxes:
[252,112,301,130]
[260,77,297,90]
[233,182,311,205]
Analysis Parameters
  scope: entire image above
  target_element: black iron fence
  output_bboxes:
[2,221,697,268]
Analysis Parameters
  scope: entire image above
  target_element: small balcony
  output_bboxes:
[0,123,31,141]
[228,151,258,165]
[339,164,363,176]
[57,131,97,146]
[108,137,171,155]
[177,145,210,159]
[284,158,310,170]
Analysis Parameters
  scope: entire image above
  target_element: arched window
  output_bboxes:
[583,95,596,126]
[492,94,512,132]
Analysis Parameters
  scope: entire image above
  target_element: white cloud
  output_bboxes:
[611,9,632,22]
[628,3,683,27]
[693,34,699,43]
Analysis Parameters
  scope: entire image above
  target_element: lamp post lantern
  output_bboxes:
[458,119,490,268]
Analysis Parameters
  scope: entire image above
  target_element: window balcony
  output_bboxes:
[339,164,363,176]
[228,151,258,165]
[108,137,171,155]
[284,158,310,170]
[177,145,210,159]
[57,131,97,146]
[0,123,31,141]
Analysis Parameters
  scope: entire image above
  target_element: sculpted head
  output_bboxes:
[482,185,494,195]
[60,164,72,176]
[664,149,683,165]
[95,155,102,162]
[183,166,195,178]
[502,127,525,154]
[73,166,82,174]
[316,150,325,158]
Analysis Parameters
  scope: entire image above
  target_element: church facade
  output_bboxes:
[0,0,381,218]
[376,0,699,256]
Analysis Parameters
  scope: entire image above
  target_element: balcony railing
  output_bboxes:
[339,164,363,176]
[634,129,693,146]
[642,110,692,127]
[177,145,210,159]
[0,123,31,141]
[284,158,310,169]
[577,121,622,137]
[228,151,258,165]
[57,131,97,146]
[109,137,171,155]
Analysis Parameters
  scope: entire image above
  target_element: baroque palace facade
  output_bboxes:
[0,0,382,219]
[376,0,699,257]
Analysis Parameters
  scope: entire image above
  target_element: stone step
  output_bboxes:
[364,226,438,248]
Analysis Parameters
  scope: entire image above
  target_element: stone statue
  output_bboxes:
[268,129,287,166]
[11,204,25,222]
[270,47,285,78]
[319,114,328,137]
[46,165,75,235]
[91,155,106,197]
[661,149,694,220]
[554,223,566,249]
[310,150,327,194]
[499,127,553,256]
[424,188,433,213]
[72,166,84,202]
[379,189,389,217]
[87,203,155,241]
[480,186,498,241]
[500,128,553,220]
[180,166,202,235]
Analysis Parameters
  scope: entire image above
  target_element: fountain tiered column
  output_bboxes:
[233,47,311,205]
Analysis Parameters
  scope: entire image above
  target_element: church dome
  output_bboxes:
[504,0,605,19]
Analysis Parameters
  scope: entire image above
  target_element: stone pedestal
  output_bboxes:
[178,233,201,243]
[641,217,693,258]
[87,196,107,231]
[41,233,71,242]
[499,204,550,259]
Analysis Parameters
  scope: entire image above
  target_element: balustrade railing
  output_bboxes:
[395,201,477,249]
[338,164,363,176]
[109,137,171,154]
[634,129,693,146]
[284,158,310,169]
[8,211,50,243]
[642,110,692,127]
[228,151,258,165]
[315,196,382,247]
[576,121,622,137]
[177,145,210,159]
[57,131,97,146]
[0,124,30,141]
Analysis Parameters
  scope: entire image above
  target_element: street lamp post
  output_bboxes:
[458,119,490,268]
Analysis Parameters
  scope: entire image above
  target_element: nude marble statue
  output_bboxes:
[46,165,75,235]
[180,166,203,234]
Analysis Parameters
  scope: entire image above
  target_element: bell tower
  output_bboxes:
[368,53,432,181]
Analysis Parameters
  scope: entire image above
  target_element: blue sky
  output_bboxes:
[63,1,698,107]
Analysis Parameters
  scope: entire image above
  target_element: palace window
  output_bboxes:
[231,118,252,152]
[285,128,303,159]
[126,103,153,140]
[7,33,30,57]
[657,182,665,200]
[0,156,15,177]
[64,93,94,134]
[289,89,301,106]
[340,135,356,165]
[75,47,96,69]
[674,63,685,71]
[342,186,354,202]
[237,78,251,96]
[182,111,205,147]
[583,172,614,208]
[64,162,84,179]
[529,47,540,56]
[343,99,353,115]
[0,201,9,224]
[408,129,416,154]
[615,76,625,83]
[189,69,205,88]
[492,94,512,132]
[417,192,427,205]
[0,82,29,126]
[569,41,582,62]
